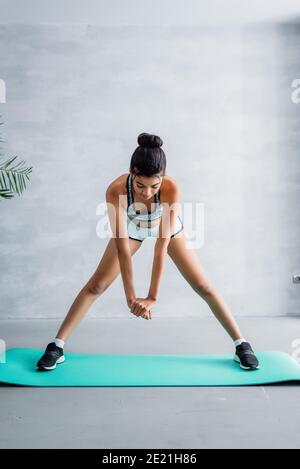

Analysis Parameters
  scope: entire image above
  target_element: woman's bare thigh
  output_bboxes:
[85,237,142,294]
[167,229,214,294]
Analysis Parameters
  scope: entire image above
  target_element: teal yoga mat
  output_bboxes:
[0,348,300,387]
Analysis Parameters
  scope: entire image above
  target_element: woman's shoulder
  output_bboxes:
[106,172,179,198]
[106,173,129,195]
[159,175,180,202]
[105,173,130,211]
[161,174,179,189]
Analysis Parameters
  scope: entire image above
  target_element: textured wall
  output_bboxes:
[0,21,299,319]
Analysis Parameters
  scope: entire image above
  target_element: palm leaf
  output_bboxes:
[0,188,14,199]
[0,155,33,198]
[0,117,33,200]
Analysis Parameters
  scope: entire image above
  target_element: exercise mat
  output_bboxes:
[0,348,300,387]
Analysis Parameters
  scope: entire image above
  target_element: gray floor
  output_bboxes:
[0,316,300,449]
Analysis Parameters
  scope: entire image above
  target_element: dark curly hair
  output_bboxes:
[129,132,166,178]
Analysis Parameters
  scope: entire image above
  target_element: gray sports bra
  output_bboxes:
[126,173,163,227]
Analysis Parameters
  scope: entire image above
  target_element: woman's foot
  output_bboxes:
[36,342,65,371]
[234,341,260,370]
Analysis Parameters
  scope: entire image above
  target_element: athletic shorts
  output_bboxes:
[127,215,184,242]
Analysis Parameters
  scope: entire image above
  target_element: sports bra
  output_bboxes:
[126,173,163,227]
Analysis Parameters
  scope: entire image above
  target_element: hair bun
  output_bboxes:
[137,132,163,149]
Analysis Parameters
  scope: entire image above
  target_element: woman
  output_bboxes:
[36,132,259,371]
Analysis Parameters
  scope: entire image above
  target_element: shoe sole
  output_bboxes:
[234,354,260,370]
[36,355,65,371]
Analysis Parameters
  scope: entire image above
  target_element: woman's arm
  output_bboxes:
[147,248,167,301]
[147,183,181,301]
[117,250,136,307]
[106,185,136,306]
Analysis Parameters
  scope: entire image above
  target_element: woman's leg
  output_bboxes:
[55,238,142,341]
[167,230,243,341]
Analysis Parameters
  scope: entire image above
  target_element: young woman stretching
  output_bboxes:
[36,132,259,371]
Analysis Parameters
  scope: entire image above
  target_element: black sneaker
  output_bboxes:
[234,341,260,370]
[36,342,65,371]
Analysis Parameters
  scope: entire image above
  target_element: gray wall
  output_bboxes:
[0,0,300,26]
[0,18,299,319]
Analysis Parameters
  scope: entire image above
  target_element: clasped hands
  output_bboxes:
[127,296,156,320]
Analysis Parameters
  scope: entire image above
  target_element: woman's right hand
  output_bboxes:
[142,310,152,320]
[136,309,152,320]
[127,297,152,320]
[127,297,136,309]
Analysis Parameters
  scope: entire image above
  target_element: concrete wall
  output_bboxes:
[0,17,299,319]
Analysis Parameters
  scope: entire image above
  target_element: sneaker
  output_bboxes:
[234,341,260,370]
[36,342,65,371]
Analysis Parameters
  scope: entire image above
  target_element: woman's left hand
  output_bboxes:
[130,296,156,319]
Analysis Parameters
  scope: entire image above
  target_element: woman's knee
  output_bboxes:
[85,281,109,296]
[192,281,215,298]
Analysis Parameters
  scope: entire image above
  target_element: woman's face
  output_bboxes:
[132,174,162,200]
